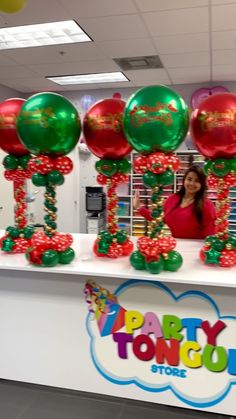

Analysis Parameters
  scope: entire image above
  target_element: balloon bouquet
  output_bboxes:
[191,93,236,267]
[83,98,134,258]
[0,99,34,253]
[16,92,81,267]
[124,85,189,274]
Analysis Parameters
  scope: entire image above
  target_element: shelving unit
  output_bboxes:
[116,150,236,236]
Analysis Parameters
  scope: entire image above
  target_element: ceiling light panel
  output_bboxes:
[0,20,91,50]
[47,72,129,85]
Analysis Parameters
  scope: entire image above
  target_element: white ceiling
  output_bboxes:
[0,0,236,92]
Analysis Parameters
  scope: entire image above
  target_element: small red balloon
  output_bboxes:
[29,155,53,175]
[191,93,236,159]
[0,98,29,156]
[53,156,73,175]
[83,98,132,159]
[122,239,134,256]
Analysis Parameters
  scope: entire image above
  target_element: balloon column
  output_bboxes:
[0,98,34,253]
[17,92,81,267]
[191,93,236,268]
[83,98,134,258]
[124,85,189,274]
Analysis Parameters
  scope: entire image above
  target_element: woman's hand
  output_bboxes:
[133,190,141,210]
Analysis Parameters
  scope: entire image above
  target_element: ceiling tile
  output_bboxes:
[212,30,236,50]
[153,33,209,54]
[59,0,137,18]
[28,60,119,77]
[212,3,236,31]
[97,38,156,58]
[135,0,207,12]
[0,65,39,79]
[79,14,149,41]
[168,66,210,83]
[211,0,236,4]
[124,68,170,84]
[0,52,18,66]
[142,7,208,36]
[4,43,107,65]
[213,63,236,81]
[213,49,236,65]
[161,51,209,68]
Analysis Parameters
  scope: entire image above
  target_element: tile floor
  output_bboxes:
[0,379,230,419]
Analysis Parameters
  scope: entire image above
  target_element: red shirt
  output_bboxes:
[139,194,216,239]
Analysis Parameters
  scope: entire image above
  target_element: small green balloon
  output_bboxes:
[117,159,131,174]
[151,208,162,218]
[212,159,230,177]
[99,231,113,243]
[32,173,47,187]
[203,160,212,175]
[163,251,183,271]
[3,155,18,170]
[59,247,75,264]
[130,251,145,270]
[145,257,164,274]
[23,226,35,239]
[116,230,128,244]
[212,239,225,252]
[42,249,59,267]
[230,157,236,172]
[1,237,15,252]
[124,85,189,153]
[157,169,174,185]
[19,154,31,169]
[226,235,236,249]
[8,227,20,238]
[98,240,110,254]
[143,171,158,188]
[99,160,117,176]
[17,92,81,156]
[47,170,64,186]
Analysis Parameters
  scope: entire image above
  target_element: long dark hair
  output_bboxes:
[176,165,207,224]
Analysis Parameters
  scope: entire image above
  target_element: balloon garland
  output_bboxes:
[16,92,81,267]
[0,98,34,253]
[124,85,189,274]
[83,98,134,258]
[191,92,236,267]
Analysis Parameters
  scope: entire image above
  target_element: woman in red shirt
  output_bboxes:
[134,165,216,239]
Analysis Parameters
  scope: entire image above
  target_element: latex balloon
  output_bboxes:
[17,92,81,156]
[124,85,189,153]
[83,98,132,159]
[191,93,236,159]
[0,98,29,156]
[0,0,26,13]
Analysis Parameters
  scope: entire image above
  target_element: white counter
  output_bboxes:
[0,233,235,288]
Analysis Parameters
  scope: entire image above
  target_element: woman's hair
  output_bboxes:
[176,165,207,224]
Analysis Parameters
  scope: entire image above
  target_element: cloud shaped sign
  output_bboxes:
[85,279,236,408]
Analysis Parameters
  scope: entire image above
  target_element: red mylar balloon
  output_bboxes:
[83,98,132,159]
[0,98,29,156]
[190,93,236,159]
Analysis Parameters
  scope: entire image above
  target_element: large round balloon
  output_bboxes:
[123,85,189,153]
[83,98,132,159]
[191,93,236,159]
[17,93,81,156]
[0,0,26,13]
[0,98,29,156]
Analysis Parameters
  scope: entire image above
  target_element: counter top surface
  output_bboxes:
[0,233,235,288]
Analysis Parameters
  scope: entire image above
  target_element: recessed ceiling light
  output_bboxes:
[47,72,129,85]
[0,20,91,50]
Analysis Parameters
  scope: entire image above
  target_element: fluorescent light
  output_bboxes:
[47,72,129,85]
[0,20,91,50]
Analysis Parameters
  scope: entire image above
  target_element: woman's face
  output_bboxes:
[184,171,202,195]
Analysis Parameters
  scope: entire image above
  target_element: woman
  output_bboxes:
[133,165,216,239]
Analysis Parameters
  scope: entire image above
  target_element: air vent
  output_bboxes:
[114,55,163,71]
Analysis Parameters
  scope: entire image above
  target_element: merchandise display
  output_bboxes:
[16,92,81,267]
[83,98,134,258]
[124,85,189,274]
[0,98,35,253]
[191,92,236,267]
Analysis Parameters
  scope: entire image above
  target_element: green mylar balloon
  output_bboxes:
[124,85,189,153]
[163,251,183,271]
[117,159,131,174]
[96,159,117,176]
[143,171,158,188]
[3,155,18,169]
[211,158,230,177]
[130,251,145,270]
[157,169,174,185]
[47,170,65,186]
[32,173,47,187]
[17,92,81,156]
[59,247,75,264]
